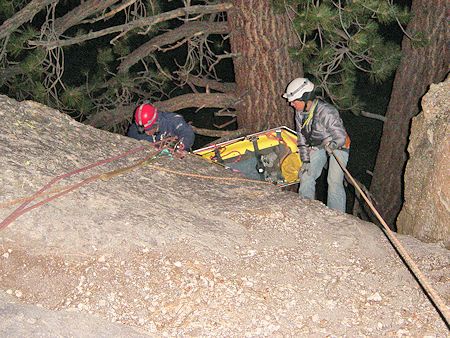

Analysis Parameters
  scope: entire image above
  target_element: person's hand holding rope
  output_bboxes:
[325,141,338,154]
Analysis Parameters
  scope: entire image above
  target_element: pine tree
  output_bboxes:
[272,0,410,112]
[0,0,300,137]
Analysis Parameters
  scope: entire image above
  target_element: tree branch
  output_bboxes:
[191,127,244,138]
[213,117,236,129]
[29,3,233,49]
[214,109,236,117]
[118,21,229,73]
[53,0,121,36]
[176,73,236,93]
[0,0,57,39]
[203,129,251,146]
[360,110,387,122]
[83,0,138,24]
[85,92,238,129]
[155,92,238,112]
[84,105,131,129]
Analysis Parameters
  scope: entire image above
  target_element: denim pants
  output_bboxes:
[298,148,349,212]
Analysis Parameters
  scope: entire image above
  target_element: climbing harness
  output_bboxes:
[327,145,450,327]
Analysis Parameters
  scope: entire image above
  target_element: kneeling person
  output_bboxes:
[127,103,195,150]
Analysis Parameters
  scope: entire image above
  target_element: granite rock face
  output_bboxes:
[0,95,448,336]
[397,77,450,248]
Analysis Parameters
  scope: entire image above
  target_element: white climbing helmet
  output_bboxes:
[283,77,315,102]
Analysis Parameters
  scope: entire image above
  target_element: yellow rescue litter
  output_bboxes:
[194,127,303,186]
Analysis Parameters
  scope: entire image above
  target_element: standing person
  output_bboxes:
[283,78,350,212]
[127,103,195,150]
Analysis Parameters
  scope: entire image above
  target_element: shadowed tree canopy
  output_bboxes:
[0,0,301,139]
[0,0,409,140]
[272,0,409,112]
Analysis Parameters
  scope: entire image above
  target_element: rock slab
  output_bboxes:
[0,95,448,336]
[397,76,450,248]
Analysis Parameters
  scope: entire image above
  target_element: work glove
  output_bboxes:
[325,141,337,154]
[298,162,310,179]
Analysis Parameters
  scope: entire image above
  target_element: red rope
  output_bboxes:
[0,144,149,231]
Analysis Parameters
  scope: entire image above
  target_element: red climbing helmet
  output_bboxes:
[134,103,158,131]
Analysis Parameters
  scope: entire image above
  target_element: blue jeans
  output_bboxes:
[299,148,349,212]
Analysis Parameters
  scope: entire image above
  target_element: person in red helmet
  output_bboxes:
[127,103,195,150]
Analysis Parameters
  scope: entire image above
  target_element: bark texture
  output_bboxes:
[397,77,450,248]
[370,0,449,227]
[228,0,302,131]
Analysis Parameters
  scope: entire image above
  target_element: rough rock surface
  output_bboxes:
[0,95,449,336]
[397,77,450,248]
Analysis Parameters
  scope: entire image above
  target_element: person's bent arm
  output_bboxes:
[173,116,195,150]
[295,112,310,163]
[127,123,155,142]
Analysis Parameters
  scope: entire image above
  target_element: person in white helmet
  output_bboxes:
[283,77,351,212]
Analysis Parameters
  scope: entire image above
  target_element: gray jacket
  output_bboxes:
[295,99,348,163]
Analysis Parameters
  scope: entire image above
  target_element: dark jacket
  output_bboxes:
[127,111,195,150]
[295,99,348,163]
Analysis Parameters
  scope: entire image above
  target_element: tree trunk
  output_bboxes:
[370,0,448,228]
[228,0,302,132]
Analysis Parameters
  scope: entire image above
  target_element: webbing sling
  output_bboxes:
[252,138,266,180]
[213,147,224,164]
[302,99,319,128]
[275,130,284,182]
